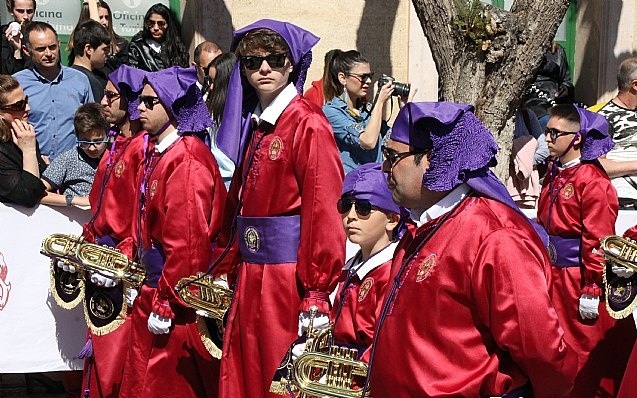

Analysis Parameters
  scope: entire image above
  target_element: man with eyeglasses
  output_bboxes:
[213,20,344,398]
[365,102,578,397]
[13,21,93,161]
[537,104,633,397]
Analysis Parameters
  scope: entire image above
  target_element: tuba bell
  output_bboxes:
[600,235,637,272]
[175,272,233,322]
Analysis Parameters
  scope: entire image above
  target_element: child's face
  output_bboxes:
[241,48,291,98]
[77,129,108,159]
[545,116,581,161]
[340,197,392,249]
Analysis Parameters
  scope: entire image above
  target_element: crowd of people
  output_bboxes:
[3,1,637,398]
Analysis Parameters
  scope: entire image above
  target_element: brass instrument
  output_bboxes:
[175,273,233,322]
[41,233,145,288]
[600,235,637,272]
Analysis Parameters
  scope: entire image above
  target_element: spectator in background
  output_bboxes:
[70,19,111,101]
[323,50,395,173]
[304,48,340,107]
[128,3,188,72]
[0,74,46,207]
[14,22,93,161]
[1,0,35,75]
[193,40,222,97]
[40,103,109,208]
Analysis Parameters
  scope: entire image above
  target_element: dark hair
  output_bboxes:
[74,103,109,136]
[235,28,290,59]
[0,74,20,142]
[617,57,637,92]
[206,52,237,125]
[142,3,188,67]
[323,50,369,102]
[23,21,57,47]
[548,104,580,125]
[5,0,36,13]
[70,19,111,58]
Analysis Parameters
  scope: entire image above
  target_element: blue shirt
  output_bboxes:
[323,97,390,174]
[14,66,94,160]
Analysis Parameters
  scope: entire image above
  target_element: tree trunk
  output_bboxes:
[411,0,570,180]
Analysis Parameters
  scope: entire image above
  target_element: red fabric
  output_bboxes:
[537,162,634,397]
[303,79,324,108]
[624,224,637,241]
[119,135,226,398]
[369,196,578,398]
[217,97,345,398]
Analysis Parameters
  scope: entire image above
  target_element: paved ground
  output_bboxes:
[0,374,68,398]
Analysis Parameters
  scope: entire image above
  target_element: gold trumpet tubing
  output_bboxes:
[175,274,233,322]
[75,243,144,287]
[601,235,637,272]
[40,233,84,265]
[293,351,368,398]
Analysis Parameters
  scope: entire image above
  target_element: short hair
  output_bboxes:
[5,0,36,13]
[235,28,290,58]
[194,41,221,64]
[23,21,57,47]
[323,50,369,102]
[74,103,109,137]
[617,58,637,92]
[548,104,580,126]
[0,74,20,143]
[71,19,111,56]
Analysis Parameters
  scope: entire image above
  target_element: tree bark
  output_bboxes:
[411,0,570,180]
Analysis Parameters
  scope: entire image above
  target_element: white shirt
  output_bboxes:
[155,129,180,153]
[251,83,298,126]
[410,184,472,227]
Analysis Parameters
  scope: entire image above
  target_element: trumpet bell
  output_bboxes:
[600,235,637,272]
[175,273,233,322]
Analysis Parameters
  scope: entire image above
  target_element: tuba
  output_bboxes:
[41,233,145,288]
[175,272,233,322]
[600,235,637,272]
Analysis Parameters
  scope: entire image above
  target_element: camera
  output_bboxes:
[377,74,411,97]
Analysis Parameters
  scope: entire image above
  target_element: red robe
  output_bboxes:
[216,97,345,398]
[119,133,226,398]
[369,195,578,398]
[81,132,145,398]
[537,161,633,397]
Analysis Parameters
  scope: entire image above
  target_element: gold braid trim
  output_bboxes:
[83,298,127,336]
[49,261,84,309]
[604,266,637,319]
[196,315,222,359]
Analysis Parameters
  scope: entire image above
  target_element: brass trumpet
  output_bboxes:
[175,273,233,322]
[41,233,145,288]
[600,235,637,272]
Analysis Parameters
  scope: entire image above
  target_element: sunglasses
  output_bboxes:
[77,138,109,150]
[0,95,28,112]
[347,72,374,83]
[103,89,120,102]
[545,127,579,141]
[241,53,287,70]
[381,145,428,167]
[139,95,161,110]
[337,197,375,217]
[145,20,167,29]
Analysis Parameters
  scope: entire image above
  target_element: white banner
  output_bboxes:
[0,202,90,373]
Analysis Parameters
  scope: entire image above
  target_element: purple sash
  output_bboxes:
[547,235,581,268]
[141,245,165,287]
[237,215,300,264]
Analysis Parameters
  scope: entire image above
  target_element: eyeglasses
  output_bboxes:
[241,53,287,70]
[347,72,374,83]
[545,127,579,141]
[0,96,28,112]
[145,20,167,29]
[103,89,120,102]
[337,197,375,217]
[139,95,161,110]
[77,138,109,149]
[381,145,428,167]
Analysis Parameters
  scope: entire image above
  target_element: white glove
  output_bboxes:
[298,310,330,337]
[213,275,230,290]
[89,271,117,288]
[147,312,172,334]
[612,264,635,278]
[56,259,77,273]
[291,342,306,361]
[579,294,600,320]
[125,286,138,307]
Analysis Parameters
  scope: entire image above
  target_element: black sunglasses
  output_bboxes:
[145,20,167,29]
[139,95,161,110]
[103,89,120,102]
[0,95,28,112]
[544,127,579,141]
[337,197,375,217]
[347,72,375,83]
[381,145,428,167]
[241,53,287,70]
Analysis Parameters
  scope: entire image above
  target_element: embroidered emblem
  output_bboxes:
[0,252,11,311]
[114,160,125,178]
[244,227,260,253]
[149,180,158,199]
[358,277,374,302]
[415,254,436,283]
[548,240,557,264]
[562,183,574,199]
[58,270,82,295]
[89,292,114,320]
[268,136,283,160]
[609,282,634,305]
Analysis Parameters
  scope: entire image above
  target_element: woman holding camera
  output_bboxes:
[322,49,394,173]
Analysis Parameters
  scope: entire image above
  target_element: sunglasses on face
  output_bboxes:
[77,138,109,150]
[145,20,167,29]
[347,72,374,83]
[139,95,161,110]
[0,96,28,112]
[544,127,579,141]
[103,89,120,102]
[337,197,375,217]
[381,145,428,167]
[241,53,287,70]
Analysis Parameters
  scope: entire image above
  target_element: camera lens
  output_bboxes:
[393,82,411,98]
